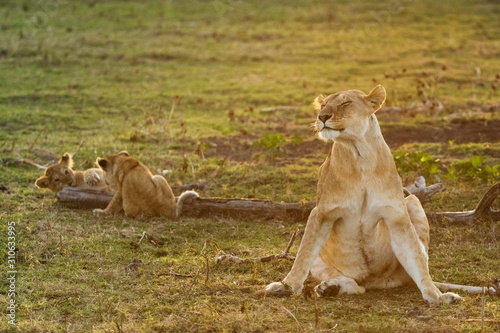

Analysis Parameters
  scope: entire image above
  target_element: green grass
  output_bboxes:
[1,0,500,331]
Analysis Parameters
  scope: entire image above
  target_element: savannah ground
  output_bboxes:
[1,0,500,332]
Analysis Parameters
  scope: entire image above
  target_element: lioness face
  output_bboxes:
[314,85,386,142]
[35,153,76,192]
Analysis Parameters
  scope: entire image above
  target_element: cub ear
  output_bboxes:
[35,176,49,188]
[313,94,326,111]
[118,151,130,157]
[59,153,74,169]
[365,85,386,113]
[97,158,107,169]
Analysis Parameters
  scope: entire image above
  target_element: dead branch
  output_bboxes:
[215,229,298,264]
[404,176,444,203]
[426,182,500,225]
[158,272,194,278]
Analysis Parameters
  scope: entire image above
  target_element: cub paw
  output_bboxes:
[314,281,341,298]
[84,172,101,186]
[439,292,462,304]
[93,208,105,216]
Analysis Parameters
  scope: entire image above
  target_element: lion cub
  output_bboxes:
[93,151,198,219]
[35,153,109,193]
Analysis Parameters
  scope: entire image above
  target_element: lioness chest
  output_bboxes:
[319,179,402,281]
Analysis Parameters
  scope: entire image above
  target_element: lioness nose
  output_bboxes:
[318,114,332,124]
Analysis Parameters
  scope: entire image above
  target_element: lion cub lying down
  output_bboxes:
[266,85,484,304]
[93,151,198,219]
[35,153,109,193]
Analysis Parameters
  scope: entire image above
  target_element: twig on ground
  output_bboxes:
[282,306,303,332]
[215,229,298,264]
[29,129,43,151]
[72,141,84,159]
[158,272,195,278]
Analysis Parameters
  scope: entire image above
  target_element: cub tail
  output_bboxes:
[176,190,199,218]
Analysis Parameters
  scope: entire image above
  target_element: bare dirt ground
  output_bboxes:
[202,119,500,163]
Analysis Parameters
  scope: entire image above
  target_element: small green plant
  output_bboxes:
[446,156,500,183]
[254,133,287,158]
[393,151,442,181]
[394,152,500,184]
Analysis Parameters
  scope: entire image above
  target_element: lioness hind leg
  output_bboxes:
[405,194,430,252]
[405,195,462,304]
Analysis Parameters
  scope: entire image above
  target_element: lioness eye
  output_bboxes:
[340,101,351,107]
[65,170,69,175]
[55,179,60,182]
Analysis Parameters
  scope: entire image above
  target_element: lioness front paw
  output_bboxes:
[84,171,101,186]
[264,282,293,297]
[439,292,462,304]
[266,282,287,293]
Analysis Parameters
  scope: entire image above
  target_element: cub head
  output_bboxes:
[35,153,76,193]
[96,151,130,188]
[314,84,386,142]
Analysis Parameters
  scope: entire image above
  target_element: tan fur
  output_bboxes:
[35,153,109,193]
[266,85,469,304]
[92,151,197,219]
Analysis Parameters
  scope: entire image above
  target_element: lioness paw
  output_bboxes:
[84,171,101,186]
[439,292,462,304]
[314,281,341,298]
[264,282,293,297]
[315,279,365,297]
[266,282,287,293]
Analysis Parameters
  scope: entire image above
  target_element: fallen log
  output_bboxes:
[56,180,499,224]
[56,182,205,209]
[426,181,500,225]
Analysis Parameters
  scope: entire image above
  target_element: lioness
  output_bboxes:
[92,151,198,219]
[35,153,109,193]
[266,85,483,304]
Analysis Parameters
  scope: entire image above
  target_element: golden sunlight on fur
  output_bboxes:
[92,151,198,219]
[35,153,109,193]
[266,85,485,304]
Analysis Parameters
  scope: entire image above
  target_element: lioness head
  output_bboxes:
[96,151,131,189]
[314,85,386,142]
[35,153,76,192]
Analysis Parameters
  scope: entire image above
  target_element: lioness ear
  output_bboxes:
[35,177,49,188]
[313,94,326,111]
[59,153,74,169]
[365,85,386,113]
[118,151,130,157]
[97,158,107,169]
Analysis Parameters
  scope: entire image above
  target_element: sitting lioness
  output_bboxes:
[266,85,485,304]
[35,153,109,193]
[93,151,198,219]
